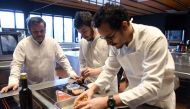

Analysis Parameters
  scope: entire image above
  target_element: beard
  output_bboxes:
[33,35,45,44]
[84,28,94,41]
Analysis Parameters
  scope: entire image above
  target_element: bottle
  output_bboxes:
[19,73,33,109]
[177,41,187,53]
[181,42,187,53]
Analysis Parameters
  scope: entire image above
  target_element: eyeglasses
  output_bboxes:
[100,31,117,41]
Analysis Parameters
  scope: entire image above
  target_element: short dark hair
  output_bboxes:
[27,17,46,31]
[74,11,92,29]
[93,3,130,30]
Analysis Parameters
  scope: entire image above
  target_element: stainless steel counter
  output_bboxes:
[0,61,11,69]
[175,64,190,79]
[0,55,12,61]
[171,52,190,79]
[0,78,166,109]
[0,78,74,98]
[0,78,75,109]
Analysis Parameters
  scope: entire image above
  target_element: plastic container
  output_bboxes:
[66,84,80,91]
[54,97,76,109]
[56,90,71,101]
[71,87,85,95]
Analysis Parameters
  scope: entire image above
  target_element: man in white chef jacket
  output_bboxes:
[74,11,118,95]
[74,3,176,109]
[1,17,78,93]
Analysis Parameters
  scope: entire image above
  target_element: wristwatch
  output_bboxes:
[107,95,116,109]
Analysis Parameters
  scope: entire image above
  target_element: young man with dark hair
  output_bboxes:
[74,4,176,109]
[74,11,118,95]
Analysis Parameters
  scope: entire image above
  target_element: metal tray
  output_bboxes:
[54,96,130,109]
[54,96,76,109]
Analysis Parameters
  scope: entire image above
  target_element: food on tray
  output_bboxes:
[71,88,85,95]
[56,90,71,101]
[74,95,88,107]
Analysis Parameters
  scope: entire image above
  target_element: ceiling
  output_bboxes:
[30,0,190,16]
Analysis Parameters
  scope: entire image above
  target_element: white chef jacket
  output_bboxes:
[80,31,118,94]
[9,36,77,85]
[95,23,175,109]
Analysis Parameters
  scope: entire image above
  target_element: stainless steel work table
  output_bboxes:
[0,78,75,109]
[175,64,190,79]
[171,52,190,79]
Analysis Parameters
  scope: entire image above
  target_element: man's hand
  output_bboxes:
[70,75,80,80]
[74,88,93,105]
[0,84,19,93]
[81,67,101,78]
[74,84,100,108]
[74,96,108,109]
[74,90,92,109]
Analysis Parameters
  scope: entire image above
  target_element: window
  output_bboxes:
[15,12,24,29]
[97,0,103,5]
[42,15,53,37]
[82,0,90,2]
[0,10,80,43]
[104,0,119,4]
[54,16,63,42]
[64,17,73,42]
[90,0,97,4]
[82,0,104,5]
[87,0,120,5]
[104,0,109,4]
[116,0,120,5]
[0,11,15,28]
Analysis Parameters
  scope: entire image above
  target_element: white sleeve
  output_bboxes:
[9,42,25,85]
[95,47,121,91]
[55,42,77,77]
